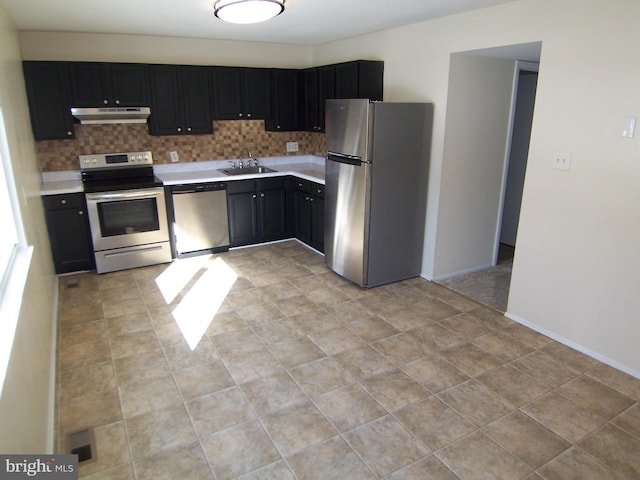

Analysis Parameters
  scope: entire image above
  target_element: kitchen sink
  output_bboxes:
[219,166,277,176]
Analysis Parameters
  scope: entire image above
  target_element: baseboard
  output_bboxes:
[505,312,640,380]
[430,262,495,282]
[46,275,59,454]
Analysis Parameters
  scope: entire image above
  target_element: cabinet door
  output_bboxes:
[334,61,359,99]
[228,192,259,246]
[302,68,319,131]
[260,188,287,240]
[310,196,324,253]
[148,65,182,135]
[69,62,111,107]
[23,62,75,140]
[317,65,335,131]
[211,67,244,120]
[294,190,311,245]
[109,63,148,106]
[267,69,299,131]
[43,195,94,274]
[243,68,271,119]
[181,66,213,134]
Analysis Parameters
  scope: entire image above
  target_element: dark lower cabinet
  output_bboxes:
[293,179,324,253]
[227,178,287,246]
[42,193,95,274]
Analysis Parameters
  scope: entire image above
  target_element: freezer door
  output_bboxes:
[325,99,371,159]
[324,153,371,286]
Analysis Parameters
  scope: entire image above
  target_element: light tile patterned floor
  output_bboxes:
[55,241,640,479]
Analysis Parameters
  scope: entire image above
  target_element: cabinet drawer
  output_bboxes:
[293,178,310,193]
[42,193,85,210]
[227,179,256,195]
[311,183,324,198]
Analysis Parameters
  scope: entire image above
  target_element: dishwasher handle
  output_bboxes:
[172,182,227,194]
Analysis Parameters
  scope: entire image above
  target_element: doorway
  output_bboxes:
[435,44,541,312]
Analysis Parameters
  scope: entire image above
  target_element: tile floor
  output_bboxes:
[439,244,515,312]
[55,240,640,479]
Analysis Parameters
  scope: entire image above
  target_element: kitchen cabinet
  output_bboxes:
[148,65,212,136]
[265,69,300,131]
[302,65,335,132]
[42,193,95,274]
[23,61,75,140]
[293,178,324,252]
[334,60,384,101]
[227,177,287,246]
[68,62,148,107]
[211,67,271,120]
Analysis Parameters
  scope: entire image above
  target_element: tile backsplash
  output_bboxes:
[36,120,326,171]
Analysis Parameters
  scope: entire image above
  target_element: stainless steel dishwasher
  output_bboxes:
[171,182,230,256]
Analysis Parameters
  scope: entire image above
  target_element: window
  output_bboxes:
[0,107,33,394]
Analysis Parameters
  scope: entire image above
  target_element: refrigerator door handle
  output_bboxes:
[327,152,364,166]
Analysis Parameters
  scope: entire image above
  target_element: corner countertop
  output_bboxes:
[40,155,325,195]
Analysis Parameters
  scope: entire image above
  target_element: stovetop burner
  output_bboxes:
[79,151,161,192]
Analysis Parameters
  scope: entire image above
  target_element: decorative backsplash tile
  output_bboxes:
[36,120,326,171]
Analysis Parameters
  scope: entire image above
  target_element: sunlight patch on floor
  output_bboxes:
[154,254,212,304]
[170,257,238,350]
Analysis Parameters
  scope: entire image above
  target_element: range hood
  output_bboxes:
[71,106,151,124]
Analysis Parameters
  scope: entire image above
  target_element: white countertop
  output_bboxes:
[40,155,325,195]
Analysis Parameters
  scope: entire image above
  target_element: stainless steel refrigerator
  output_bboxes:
[324,99,433,287]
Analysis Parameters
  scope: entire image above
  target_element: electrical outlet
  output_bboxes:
[169,151,179,163]
[286,141,299,152]
[553,151,571,170]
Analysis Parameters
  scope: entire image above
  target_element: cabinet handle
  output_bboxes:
[67,131,73,136]
[78,210,84,215]
[252,194,257,198]
[310,198,314,202]
[247,113,252,118]
[239,113,243,117]
[177,127,182,132]
[260,193,264,197]
[61,199,67,204]
[187,127,192,132]
[103,99,108,105]
[115,99,120,105]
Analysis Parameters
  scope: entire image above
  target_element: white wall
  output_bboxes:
[433,53,515,278]
[0,9,58,452]
[19,31,313,68]
[314,0,640,375]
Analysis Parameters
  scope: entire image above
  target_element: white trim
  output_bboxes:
[429,262,494,282]
[0,245,33,397]
[46,276,59,454]
[505,312,640,380]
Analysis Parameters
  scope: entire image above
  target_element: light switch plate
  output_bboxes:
[169,151,179,163]
[553,151,571,170]
[622,116,637,138]
[286,142,299,152]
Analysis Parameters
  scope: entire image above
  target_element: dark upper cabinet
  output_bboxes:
[334,60,384,101]
[302,65,335,132]
[69,62,148,107]
[23,61,75,140]
[42,193,95,274]
[265,69,300,132]
[211,67,271,120]
[148,65,212,136]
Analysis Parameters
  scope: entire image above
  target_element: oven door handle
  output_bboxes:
[86,188,163,201]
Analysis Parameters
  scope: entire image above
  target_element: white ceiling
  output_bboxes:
[0,0,518,46]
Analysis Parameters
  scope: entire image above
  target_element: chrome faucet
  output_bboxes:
[239,147,252,160]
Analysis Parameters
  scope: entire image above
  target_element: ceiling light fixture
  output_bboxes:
[213,0,285,24]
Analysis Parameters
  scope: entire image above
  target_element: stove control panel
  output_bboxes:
[79,151,153,170]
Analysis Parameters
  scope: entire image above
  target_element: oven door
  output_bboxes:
[85,187,169,252]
